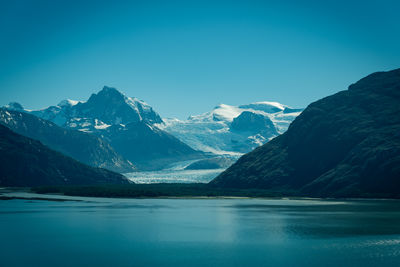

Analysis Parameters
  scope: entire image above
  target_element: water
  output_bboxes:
[1,196,400,266]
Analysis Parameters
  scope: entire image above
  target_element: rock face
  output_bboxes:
[160,102,302,155]
[211,68,400,198]
[0,108,136,173]
[230,111,278,135]
[0,124,130,186]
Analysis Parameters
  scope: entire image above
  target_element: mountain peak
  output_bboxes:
[58,99,81,107]
[101,85,122,94]
[77,86,163,125]
[348,68,400,94]
[94,86,126,100]
[5,102,24,111]
[19,86,163,128]
[85,86,131,108]
[239,102,286,113]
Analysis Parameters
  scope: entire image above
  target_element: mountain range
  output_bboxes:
[0,108,136,173]
[7,86,203,170]
[211,68,400,198]
[1,68,399,196]
[0,124,129,186]
[160,102,302,155]
[29,86,163,130]
[6,86,300,171]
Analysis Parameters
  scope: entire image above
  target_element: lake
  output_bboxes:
[1,196,400,266]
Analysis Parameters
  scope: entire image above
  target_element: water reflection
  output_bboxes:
[232,200,400,238]
[1,198,400,266]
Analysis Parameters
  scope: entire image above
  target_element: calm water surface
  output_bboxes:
[1,196,400,266]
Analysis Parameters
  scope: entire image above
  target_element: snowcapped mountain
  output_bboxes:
[6,86,203,170]
[159,102,302,155]
[4,102,24,111]
[0,108,136,173]
[23,86,163,131]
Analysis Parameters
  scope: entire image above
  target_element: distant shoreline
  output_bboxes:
[1,185,399,201]
[0,185,285,201]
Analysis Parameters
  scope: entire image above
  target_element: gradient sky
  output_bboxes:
[1,0,399,119]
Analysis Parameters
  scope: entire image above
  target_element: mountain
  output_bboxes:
[0,108,136,173]
[9,86,203,170]
[4,102,24,111]
[211,68,400,198]
[99,121,204,170]
[184,157,237,170]
[26,86,163,131]
[0,124,130,186]
[230,111,278,135]
[159,102,302,155]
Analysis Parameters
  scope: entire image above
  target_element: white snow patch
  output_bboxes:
[162,101,302,155]
[94,119,111,130]
[58,99,82,107]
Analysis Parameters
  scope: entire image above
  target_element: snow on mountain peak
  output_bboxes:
[162,100,302,155]
[58,99,82,107]
[21,86,163,129]
[239,101,287,113]
[188,104,242,122]
[96,86,155,116]
[212,104,243,122]
[124,96,154,115]
[5,102,24,111]
[187,101,290,123]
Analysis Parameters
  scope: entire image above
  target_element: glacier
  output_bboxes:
[158,102,302,155]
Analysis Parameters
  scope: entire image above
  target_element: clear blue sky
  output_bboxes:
[1,0,399,119]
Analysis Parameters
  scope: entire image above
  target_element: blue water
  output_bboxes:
[1,197,400,266]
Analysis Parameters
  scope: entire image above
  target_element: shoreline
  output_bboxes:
[1,186,399,202]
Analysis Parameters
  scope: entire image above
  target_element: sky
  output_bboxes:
[1,0,399,119]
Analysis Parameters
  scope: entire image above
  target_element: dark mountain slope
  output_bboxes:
[0,108,136,173]
[211,68,400,198]
[101,121,204,170]
[0,124,130,186]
